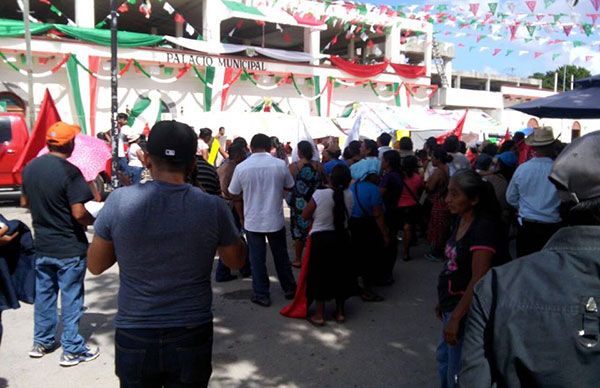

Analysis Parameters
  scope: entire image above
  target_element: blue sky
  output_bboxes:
[368,1,600,78]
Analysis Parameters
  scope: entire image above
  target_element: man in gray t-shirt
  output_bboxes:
[88,121,246,387]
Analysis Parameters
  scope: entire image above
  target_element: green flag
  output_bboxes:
[488,3,498,15]
[583,23,593,37]
[544,0,556,8]
[505,49,514,56]
[552,53,561,61]
[573,41,584,47]
[66,55,87,134]
[204,66,215,112]
[526,25,536,37]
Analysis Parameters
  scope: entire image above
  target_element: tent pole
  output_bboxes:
[110,0,120,188]
[22,0,35,132]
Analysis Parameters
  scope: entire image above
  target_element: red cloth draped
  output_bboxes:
[329,56,390,78]
[280,237,312,319]
[12,89,61,183]
[390,63,427,79]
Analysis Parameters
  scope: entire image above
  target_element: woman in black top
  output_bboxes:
[378,150,404,285]
[435,169,506,388]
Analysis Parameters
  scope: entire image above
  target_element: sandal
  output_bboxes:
[307,316,325,327]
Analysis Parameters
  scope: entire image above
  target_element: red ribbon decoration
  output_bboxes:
[389,63,427,79]
[50,54,71,73]
[329,56,389,78]
[118,59,134,76]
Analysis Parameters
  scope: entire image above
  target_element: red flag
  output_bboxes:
[436,109,468,144]
[12,89,61,182]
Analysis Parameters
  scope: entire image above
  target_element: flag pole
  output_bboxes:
[22,0,35,132]
[110,0,120,188]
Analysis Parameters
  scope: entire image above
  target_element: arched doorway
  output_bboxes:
[0,91,25,114]
[572,121,581,140]
[527,118,539,129]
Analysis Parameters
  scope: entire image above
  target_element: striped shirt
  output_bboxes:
[193,156,221,196]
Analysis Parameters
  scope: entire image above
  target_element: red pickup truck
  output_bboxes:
[0,112,111,194]
[0,112,28,189]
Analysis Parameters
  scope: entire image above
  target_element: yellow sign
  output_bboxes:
[396,130,410,140]
[208,139,221,166]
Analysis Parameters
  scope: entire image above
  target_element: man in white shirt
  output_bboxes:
[229,134,297,307]
[377,133,393,160]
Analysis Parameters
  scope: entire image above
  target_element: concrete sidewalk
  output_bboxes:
[0,203,441,387]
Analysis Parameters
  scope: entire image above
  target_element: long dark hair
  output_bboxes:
[330,164,352,232]
[297,140,314,161]
[451,169,501,218]
[401,155,419,178]
[383,150,401,173]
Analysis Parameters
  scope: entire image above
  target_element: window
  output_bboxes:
[0,92,25,114]
[0,117,12,143]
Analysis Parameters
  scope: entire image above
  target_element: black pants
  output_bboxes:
[516,220,561,258]
[115,323,213,388]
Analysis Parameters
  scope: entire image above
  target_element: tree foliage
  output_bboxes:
[531,65,591,91]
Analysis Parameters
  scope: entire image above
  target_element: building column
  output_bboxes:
[455,75,461,89]
[75,0,94,28]
[485,76,491,91]
[303,28,321,66]
[424,24,433,77]
[202,0,222,44]
[348,39,355,60]
[384,24,401,63]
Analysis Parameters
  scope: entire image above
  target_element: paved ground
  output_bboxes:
[0,194,442,387]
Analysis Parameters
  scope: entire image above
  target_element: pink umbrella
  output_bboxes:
[38,134,112,182]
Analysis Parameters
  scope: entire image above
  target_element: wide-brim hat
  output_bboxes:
[525,126,557,147]
[127,132,141,142]
[550,130,600,202]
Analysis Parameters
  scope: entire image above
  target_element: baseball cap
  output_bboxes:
[147,121,197,162]
[475,154,493,171]
[497,151,518,168]
[549,131,600,202]
[46,122,80,146]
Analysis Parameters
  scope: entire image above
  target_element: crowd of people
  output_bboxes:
[1,116,600,387]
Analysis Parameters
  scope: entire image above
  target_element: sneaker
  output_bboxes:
[250,295,272,307]
[29,342,59,358]
[59,346,100,367]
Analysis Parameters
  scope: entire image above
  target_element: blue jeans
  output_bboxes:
[215,208,250,281]
[34,256,87,354]
[115,323,213,387]
[436,312,464,388]
[245,228,296,299]
[128,166,144,184]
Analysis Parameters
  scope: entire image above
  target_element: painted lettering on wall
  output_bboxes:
[165,53,266,70]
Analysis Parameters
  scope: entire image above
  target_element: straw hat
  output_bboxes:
[525,126,557,147]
